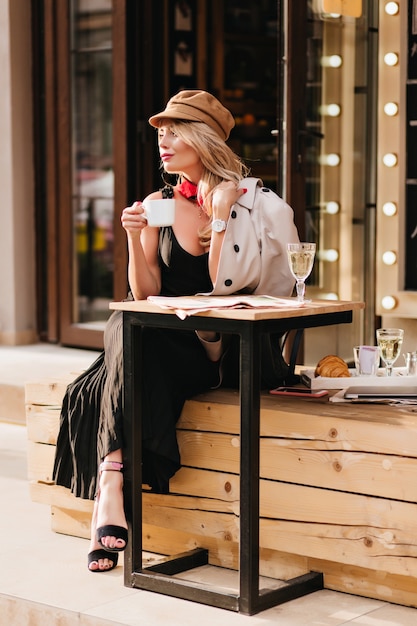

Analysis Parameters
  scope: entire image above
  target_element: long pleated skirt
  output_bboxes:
[52,309,221,498]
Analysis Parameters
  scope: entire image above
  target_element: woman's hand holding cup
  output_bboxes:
[121,198,176,235]
[121,201,149,237]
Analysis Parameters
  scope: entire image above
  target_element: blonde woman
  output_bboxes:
[53,90,298,573]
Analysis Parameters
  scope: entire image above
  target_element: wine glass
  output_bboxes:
[376,328,404,377]
[287,243,316,303]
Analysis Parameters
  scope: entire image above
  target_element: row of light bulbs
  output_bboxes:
[320,2,400,307]
[380,0,400,311]
[318,23,343,279]
[319,1,401,307]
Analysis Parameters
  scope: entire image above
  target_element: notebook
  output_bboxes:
[344,386,417,399]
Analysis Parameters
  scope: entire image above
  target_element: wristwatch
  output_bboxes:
[211,219,228,233]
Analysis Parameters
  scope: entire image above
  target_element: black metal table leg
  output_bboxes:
[123,316,144,582]
[238,322,261,614]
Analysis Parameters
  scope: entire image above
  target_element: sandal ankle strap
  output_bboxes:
[99,461,124,473]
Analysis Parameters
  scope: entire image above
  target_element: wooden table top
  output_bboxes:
[110,297,365,322]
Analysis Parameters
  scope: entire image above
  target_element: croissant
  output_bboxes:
[315,354,350,378]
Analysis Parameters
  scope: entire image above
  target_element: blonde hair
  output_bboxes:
[156,119,250,246]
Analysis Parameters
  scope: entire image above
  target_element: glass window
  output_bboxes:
[70,0,113,325]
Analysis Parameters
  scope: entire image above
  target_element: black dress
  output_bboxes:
[52,227,219,497]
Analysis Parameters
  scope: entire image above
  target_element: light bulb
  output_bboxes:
[381,295,397,310]
[384,52,399,66]
[382,153,398,167]
[319,153,341,166]
[382,250,397,265]
[317,249,339,262]
[319,104,341,117]
[385,2,399,16]
[325,201,340,214]
[384,102,398,116]
[382,201,397,216]
[321,55,343,68]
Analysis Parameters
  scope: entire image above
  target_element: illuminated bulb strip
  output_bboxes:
[378,1,400,316]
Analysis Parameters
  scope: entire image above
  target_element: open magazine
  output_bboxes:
[147,294,303,319]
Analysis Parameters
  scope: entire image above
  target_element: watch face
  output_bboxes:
[212,219,227,232]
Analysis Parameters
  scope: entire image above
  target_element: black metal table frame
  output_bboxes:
[122,307,353,615]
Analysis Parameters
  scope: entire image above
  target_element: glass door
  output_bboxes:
[51,0,157,348]
[70,0,114,330]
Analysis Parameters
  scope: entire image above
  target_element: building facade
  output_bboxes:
[1,0,415,366]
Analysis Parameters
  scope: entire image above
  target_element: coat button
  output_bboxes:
[261,187,270,192]
[233,244,240,252]
[225,279,233,287]
[231,210,237,218]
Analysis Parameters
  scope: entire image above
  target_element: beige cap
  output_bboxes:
[149,90,235,141]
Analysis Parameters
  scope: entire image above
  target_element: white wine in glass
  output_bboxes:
[376,328,404,377]
[287,243,316,303]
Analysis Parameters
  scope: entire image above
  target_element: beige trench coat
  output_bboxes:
[209,177,300,297]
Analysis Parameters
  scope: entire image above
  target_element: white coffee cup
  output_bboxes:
[142,198,175,227]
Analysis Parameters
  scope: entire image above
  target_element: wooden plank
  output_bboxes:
[179,431,417,502]
[260,516,417,579]
[51,506,91,539]
[260,439,417,502]
[24,377,73,406]
[309,557,417,608]
[26,404,60,444]
[179,392,417,456]
[143,498,417,579]
[27,383,417,456]
[178,431,239,474]
[170,466,239,501]
[142,523,309,580]
[27,441,55,483]
[29,481,94,513]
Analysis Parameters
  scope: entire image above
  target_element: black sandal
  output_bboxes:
[97,524,128,552]
[96,461,128,553]
[88,549,118,572]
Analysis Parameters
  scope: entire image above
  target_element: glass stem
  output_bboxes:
[386,364,393,376]
[296,280,305,302]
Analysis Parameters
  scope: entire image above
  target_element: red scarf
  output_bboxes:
[177,179,201,205]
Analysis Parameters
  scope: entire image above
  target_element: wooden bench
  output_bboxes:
[26,376,417,608]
